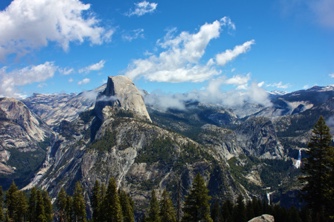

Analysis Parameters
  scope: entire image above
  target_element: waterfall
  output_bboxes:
[266,192,271,205]
[294,149,302,169]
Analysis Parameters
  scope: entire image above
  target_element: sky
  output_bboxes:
[0,0,334,101]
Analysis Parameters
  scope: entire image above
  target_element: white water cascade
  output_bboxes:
[294,149,302,169]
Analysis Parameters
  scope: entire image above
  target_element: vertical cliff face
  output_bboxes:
[95,76,151,122]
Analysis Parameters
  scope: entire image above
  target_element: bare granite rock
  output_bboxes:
[248,214,274,222]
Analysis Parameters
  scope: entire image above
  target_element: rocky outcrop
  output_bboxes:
[95,76,151,122]
[0,98,54,188]
[248,214,274,222]
[23,84,106,127]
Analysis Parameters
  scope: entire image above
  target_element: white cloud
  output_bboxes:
[329,73,334,78]
[79,60,105,73]
[78,78,90,85]
[0,0,113,59]
[126,1,157,17]
[145,74,271,111]
[125,17,245,83]
[266,81,290,89]
[0,62,56,97]
[59,68,74,75]
[215,40,255,66]
[122,29,145,42]
[68,78,74,83]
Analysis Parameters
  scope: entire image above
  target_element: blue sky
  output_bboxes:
[0,0,334,99]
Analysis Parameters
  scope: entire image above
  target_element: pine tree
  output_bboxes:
[210,200,222,222]
[92,180,101,222]
[56,188,68,222]
[182,174,213,222]
[13,190,28,222]
[119,189,135,222]
[28,187,37,222]
[36,190,47,222]
[73,182,87,222]
[5,181,18,219]
[103,177,123,222]
[66,195,74,222]
[300,116,334,218]
[233,195,246,222]
[147,190,161,222]
[42,190,52,222]
[159,190,176,222]
[0,186,4,221]
[221,199,233,222]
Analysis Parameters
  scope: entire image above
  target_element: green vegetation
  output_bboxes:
[300,116,334,220]
[135,138,176,165]
[89,130,117,152]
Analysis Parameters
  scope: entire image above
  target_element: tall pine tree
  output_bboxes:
[56,188,68,222]
[103,178,123,222]
[73,182,87,222]
[91,180,102,222]
[119,189,135,222]
[182,174,213,222]
[0,186,4,221]
[300,116,334,219]
[5,181,18,219]
[159,189,176,222]
[147,190,161,222]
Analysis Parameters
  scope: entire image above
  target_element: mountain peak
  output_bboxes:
[96,75,151,122]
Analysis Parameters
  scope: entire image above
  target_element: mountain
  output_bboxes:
[2,78,334,212]
[0,98,54,189]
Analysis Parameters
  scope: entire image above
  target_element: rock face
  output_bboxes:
[0,98,53,188]
[95,76,151,122]
[23,84,106,127]
[248,214,274,222]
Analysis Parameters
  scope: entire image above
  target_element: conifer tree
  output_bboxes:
[160,189,176,222]
[0,186,4,221]
[147,190,161,222]
[56,188,68,222]
[210,200,222,222]
[233,195,246,222]
[73,182,87,222]
[119,189,135,222]
[103,177,123,222]
[92,180,101,222]
[36,190,47,222]
[300,116,334,218]
[66,195,74,222]
[221,199,233,222]
[28,187,37,222]
[182,174,213,222]
[5,181,18,219]
[13,190,28,222]
[42,190,52,222]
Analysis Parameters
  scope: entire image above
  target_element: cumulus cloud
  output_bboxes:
[216,40,255,66]
[122,29,145,42]
[126,1,157,17]
[78,78,90,85]
[145,73,271,112]
[79,60,105,73]
[0,62,56,97]
[125,17,249,83]
[0,0,113,59]
[329,73,334,78]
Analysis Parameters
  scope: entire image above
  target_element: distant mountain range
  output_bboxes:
[1,76,334,212]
